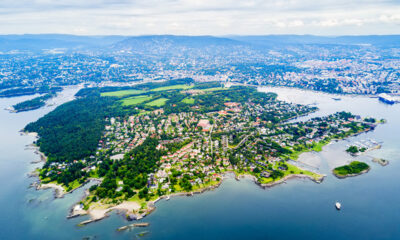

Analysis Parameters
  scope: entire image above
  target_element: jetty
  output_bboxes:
[117,223,150,232]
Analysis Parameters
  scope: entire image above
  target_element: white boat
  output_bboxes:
[166,196,170,201]
[335,202,341,210]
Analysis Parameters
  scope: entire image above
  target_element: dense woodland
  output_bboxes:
[93,138,162,200]
[25,96,116,163]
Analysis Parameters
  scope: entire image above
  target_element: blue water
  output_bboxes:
[0,87,399,240]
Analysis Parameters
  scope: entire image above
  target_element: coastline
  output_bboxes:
[18,85,378,227]
[23,130,102,200]
[22,130,328,226]
[232,171,325,188]
[75,179,224,226]
[21,117,372,227]
[36,183,66,198]
[74,170,325,226]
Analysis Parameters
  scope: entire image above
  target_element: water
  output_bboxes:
[0,86,399,240]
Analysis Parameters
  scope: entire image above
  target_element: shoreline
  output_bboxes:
[18,85,375,227]
[21,121,367,227]
[74,170,324,226]
[22,131,328,226]
[232,171,325,188]
[36,183,66,198]
[75,179,224,225]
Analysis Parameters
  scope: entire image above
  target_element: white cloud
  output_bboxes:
[0,0,399,35]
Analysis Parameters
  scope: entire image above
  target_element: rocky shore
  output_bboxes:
[62,168,326,226]
[372,158,389,166]
[23,129,326,227]
[259,174,325,187]
[75,179,225,226]
[37,183,66,198]
[231,171,325,188]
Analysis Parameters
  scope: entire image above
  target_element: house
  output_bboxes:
[261,171,271,178]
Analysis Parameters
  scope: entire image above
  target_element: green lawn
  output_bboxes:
[150,84,193,92]
[101,89,146,97]
[146,98,169,107]
[285,163,321,179]
[182,97,195,104]
[284,139,331,160]
[121,95,152,106]
[258,163,322,184]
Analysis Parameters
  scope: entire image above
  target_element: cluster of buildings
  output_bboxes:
[86,91,373,194]
[1,44,399,97]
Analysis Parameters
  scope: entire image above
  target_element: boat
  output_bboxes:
[335,202,341,210]
[166,196,170,201]
[378,93,396,104]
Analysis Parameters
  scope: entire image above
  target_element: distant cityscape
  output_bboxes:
[0,35,399,100]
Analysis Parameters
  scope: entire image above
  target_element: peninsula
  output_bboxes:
[25,79,380,224]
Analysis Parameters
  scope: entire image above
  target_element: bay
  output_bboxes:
[0,86,399,240]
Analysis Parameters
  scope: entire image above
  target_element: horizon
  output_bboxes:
[1,33,400,37]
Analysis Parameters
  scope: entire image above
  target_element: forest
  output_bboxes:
[25,96,116,163]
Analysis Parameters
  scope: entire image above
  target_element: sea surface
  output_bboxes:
[0,86,399,240]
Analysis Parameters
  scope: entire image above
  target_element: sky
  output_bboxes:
[0,0,399,35]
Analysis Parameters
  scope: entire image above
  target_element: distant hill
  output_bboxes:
[0,34,126,53]
[110,35,248,56]
[230,35,400,48]
[0,34,399,53]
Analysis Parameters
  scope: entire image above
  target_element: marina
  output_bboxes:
[345,138,382,156]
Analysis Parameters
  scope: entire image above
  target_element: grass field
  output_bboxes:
[146,98,169,107]
[182,97,195,104]
[258,163,322,184]
[150,84,193,92]
[101,89,146,97]
[121,95,152,106]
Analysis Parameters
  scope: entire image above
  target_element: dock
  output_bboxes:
[117,223,150,232]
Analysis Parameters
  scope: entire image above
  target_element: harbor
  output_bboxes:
[345,138,382,156]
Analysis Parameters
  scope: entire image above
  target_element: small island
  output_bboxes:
[372,158,389,166]
[346,146,366,155]
[12,93,55,113]
[333,161,370,178]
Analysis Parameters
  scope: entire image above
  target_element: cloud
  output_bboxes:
[0,0,399,35]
